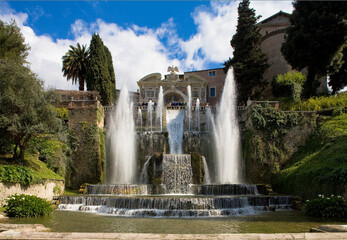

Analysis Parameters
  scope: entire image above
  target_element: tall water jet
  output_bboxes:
[187,85,192,131]
[137,108,142,131]
[213,68,241,183]
[195,98,200,131]
[147,100,154,132]
[156,86,164,131]
[205,107,211,131]
[166,110,184,154]
[106,84,136,184]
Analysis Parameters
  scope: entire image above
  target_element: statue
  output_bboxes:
[167,65,180,82]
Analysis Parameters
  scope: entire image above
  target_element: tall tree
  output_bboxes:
[0,20,30,64]
[224,0,269,104]
[86,34,116,105]
[62,43,89,91]
[328,45,347,94]
[281,1,347,98]
[0,60,61,161]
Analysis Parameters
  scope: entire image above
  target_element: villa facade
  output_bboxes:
[137,66,226,106]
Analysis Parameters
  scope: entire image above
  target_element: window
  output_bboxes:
[208,71,216,77]
[210,87,216,97]
[62,95,66,100]
[147,91,154,98]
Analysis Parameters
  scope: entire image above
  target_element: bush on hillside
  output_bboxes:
[272,71,306,103]
[0,165,34,185]
[4,194,52,217]
[304,195,347,219]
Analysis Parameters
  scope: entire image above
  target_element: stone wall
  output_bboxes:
[0,180,64,205]
[65,101,105,189]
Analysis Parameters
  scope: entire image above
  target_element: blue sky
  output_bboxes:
[0,1,293,91]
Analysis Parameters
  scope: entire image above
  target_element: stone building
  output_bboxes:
[258,11,328,97]
[137,66,226,106]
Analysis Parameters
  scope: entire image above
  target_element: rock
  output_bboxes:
[318,225,347,232]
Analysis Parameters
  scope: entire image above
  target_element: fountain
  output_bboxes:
[156,86,164,131]
[105,84,136,184]
[213,68,241,184]
[59,69,293,218]
[147,100,154,132]
[187,85,192,131]
[195,98,200,131]
[137,108,142,131]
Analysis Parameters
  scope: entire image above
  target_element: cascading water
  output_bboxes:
[213,68,241,184]
[156,86,164,131]
[106,84,136,184]
[166,110,184,154]
[147,100,154,132]
[137,108,142,131]
[140,156,151,184]
[162,154,193,194]
[205,107,211,131]
[202,156,211,184]
[187,85,192,131]
[195,98,200,131]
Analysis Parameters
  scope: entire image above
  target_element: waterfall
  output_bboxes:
[162,154,193,194]
[147,100,154,132]
[196,98,200,131]
[106,84,136,184]
[156,86,164,131]
[213,68,241,184]
[205,107,211,131]
[59,195,293,217]
[187,85,192,131]
[140,156,151,184]
[201,156,211,184]
[166,110,184,154]
[137,108,142,131]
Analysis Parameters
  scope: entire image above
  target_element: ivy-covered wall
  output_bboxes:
[244,103,316,184]
[66,106,105,189]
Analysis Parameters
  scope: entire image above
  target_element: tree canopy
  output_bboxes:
[0,20,30,64]
[281,1,347,98]
[62,43,89,91]
[86,34,116,105]
[0,60,61,161]
[224,0,269,104]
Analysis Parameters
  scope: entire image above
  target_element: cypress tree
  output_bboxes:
[224,0,269,104]
[86,34,116,105]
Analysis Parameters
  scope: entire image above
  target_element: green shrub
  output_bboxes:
[287,92,347,111]
[272,71,306,102]
[304,195,347,219]
[56,108,69,121]
[4,194,53,217]
[0,166,35,185]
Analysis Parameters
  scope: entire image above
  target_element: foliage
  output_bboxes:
[272,72,306,103]
[28,135,71,178]
[245,103,309,183]
[4,194,52,218]
[56,108,69,121]
[86,34,116,105]
[251,103,303,137]
[0,20,30,64]
[273,114,347,200]
[0,60,62,161]
[281,1,347,98]
[62,43,89,91]
[282,92,347,111]
[224,0,269,104]
[304,195,347,219]
[0,165,34,185]
[328,45,347,94]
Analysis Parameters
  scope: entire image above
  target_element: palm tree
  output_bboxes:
[62,43,89,91]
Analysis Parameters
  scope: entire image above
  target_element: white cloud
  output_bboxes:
[0,1,293,93]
